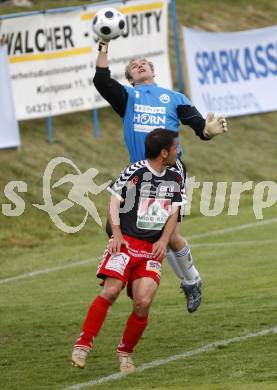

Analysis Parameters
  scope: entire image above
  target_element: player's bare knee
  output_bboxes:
[101,284,121,304]
[133,296,152,316]
[168,233,187,251]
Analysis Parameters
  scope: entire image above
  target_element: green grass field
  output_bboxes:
[0,207,277,390]
[0,0,277,389]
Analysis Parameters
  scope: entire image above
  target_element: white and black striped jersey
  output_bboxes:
[107,160,185,243]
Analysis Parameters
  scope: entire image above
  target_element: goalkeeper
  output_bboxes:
[93,33,228,313]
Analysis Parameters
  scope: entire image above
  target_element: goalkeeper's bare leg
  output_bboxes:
[167,223,202,313]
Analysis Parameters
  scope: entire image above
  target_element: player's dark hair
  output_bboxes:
[145,128,178,159]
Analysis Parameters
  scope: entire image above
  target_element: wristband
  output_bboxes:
[98,41,108,53]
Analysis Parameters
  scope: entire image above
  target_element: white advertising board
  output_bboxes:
[0,45,20,148]
[0,0,171,120]
[182,25,277,117]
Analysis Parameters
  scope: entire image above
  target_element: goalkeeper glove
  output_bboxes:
[203,112,228,138]
[98,39,109,53]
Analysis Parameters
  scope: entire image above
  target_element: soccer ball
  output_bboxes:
[92,8,126,41]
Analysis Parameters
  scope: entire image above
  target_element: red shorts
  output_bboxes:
[97,234,163,297]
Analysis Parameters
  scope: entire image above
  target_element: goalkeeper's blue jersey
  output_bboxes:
[123,83,192,163]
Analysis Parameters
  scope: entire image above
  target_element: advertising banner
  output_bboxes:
[0,0,171,120]
[182,25,277,117]
[0,45,20,148]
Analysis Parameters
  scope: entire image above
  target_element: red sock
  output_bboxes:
[117,312,148,354]
[75,295,110,349]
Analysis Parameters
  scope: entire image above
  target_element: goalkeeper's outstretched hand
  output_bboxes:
[203,112,228,138]
[98,39,109,53]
